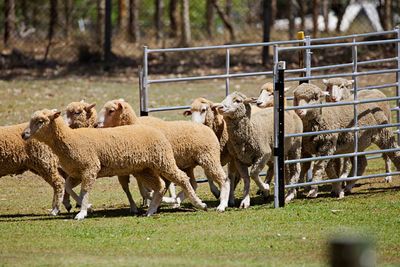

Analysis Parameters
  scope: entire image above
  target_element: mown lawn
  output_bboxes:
[0,75,399,266]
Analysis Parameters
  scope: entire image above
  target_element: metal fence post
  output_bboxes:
[352,38,359,177]
[396,26,400,144]
[274,54,286,208]
[140,46,149,117]
[226,48,230,96]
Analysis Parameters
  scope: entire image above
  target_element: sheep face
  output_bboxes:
[323,78,354,102]
[256,89,274,108]
[183,98,212,124]
[293,84,327,119]
[97,100,124,128]
[22,109,61,141]
[218,92,251,118]
[65,101,96,129]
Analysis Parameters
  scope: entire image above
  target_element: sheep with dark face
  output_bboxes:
[293,83,400,198]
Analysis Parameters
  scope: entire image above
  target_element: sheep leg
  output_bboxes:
[136,178,152,207]
[168,183,177,198]
[308,158,331,198]
[174,168,197,208]
[344,156,367,194]
[74,173,97,220]
[162,167,207,211]
[234,160,251,209]
[383,154,392,183]
[146,177,167,216]
[203,165,230,212]
[285,149,301,203]
[264,161,274,185]
[373,128,400,171]
[249,156,270,198]
[117,175,138,214]
[228,162,239,207]
[326,159,344,199]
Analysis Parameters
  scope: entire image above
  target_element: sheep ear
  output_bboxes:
[347,80,354,86]
[211,103,222,111]
[117,102,124,110]
[118,98,125,102]
[51,111,61,120]
[284,87,290,92]
[243,98,254,104]
[85,103,96,112]
[80,99,85,103]
[183,110,192,116]
[322,79,329,85]
[320,91,330,97]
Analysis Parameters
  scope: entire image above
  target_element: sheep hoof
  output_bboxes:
[130,207,139,215]
[65,204,72,213]
[338,191,345,199]
[306,188,318,198]
[385,176,392,183]
[74,211,87,220]
[285,192,296,203]
[228,199,235,207]
[216,204,227,212]
[198,203,208,211]
[50,208,60,216]
[239,199,250,209]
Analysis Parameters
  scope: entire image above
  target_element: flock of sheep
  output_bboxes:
[1,77,398,220]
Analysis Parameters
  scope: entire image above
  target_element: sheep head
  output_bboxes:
[216,92,253,119]
[97,98,136,128]
[293,83,328,119]
[22,109,61,141]
[183,97,214,124]
[256,82,290,108]
[323,78,353,102]
[65,100,97,129]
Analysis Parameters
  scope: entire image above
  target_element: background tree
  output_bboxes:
[155,0,164,45]
[128,0,140,42]
[322,0,329,33]
[205,0,214,38]
[97,0,105,48]
[312,0,319,37]
[262,0,271,66]
[169,0,178,38]
[383,0,393,30]
[44,0,59,61]
[211,0,236,42]
[4,0,16,48]
[64,0,73,40]
[118,0,129,37]
[180,0,191,46]
[288,0,295,39]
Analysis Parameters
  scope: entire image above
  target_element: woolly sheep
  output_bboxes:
[293,83,400,198]
[255,82,304,202]
[323,78,393,184]
[22,109,208,220]
[65,100,177,209]
[96,99,230,212]
[0,123,74,215]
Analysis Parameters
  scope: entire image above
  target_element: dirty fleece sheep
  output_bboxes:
[0,123,71,215]
[323,78,393,184]
[293,83,400,198]
[22,109,207,220]
[96,99,230,212]
[65,100,177,209]
[255,82,304,202]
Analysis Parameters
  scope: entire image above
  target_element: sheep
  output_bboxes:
[96,99,230,212]
[323,78,393,184]
[22,109,208,220]
[65,100,177,209]
[255,82,304,202]
[293,83,400,198]
[182,97,241,206]
[0,123,73,215]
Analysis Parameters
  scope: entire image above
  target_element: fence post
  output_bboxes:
[396,26,400,145]
[140,46,149,117]
[352,38,359,178]
[274,56,286,208]
[225,48,230,96]
[297,31,306,83]
[103,0,112,71]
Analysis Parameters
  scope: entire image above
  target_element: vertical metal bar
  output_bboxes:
[396,26,400,145]
[225,48,230,96]
[297,31,305,80]
[352,38,359,177]
[141,46,149,117]
[305,35,313,181]
[273,45,280,208]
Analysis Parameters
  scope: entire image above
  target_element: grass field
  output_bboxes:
[0,74,399,266]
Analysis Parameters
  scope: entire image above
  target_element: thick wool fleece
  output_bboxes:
[65,101,97,129]
[0,123,65,214]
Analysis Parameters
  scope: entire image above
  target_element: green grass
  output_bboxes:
[0,75,400,266]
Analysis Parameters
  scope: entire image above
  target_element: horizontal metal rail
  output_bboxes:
[286,95,400,111]
[278,38,400,52]
[358,82,399,91]
[309,29,397,43]
[285,122,400,138]
[285,147,400,164]
[285,171,399,189]
[285,68,400,82]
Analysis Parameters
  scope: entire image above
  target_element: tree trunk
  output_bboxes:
[64,0,73,40]
[288,0,295,39]
[211,0,236,42]
[297,0,306,30]
[118,0,129,35]
[44,0,58,61]
[180,0,191,46]
[4,0,16,47]
[20,0,29,26]
[97,0,105,49]
[262,0,271,66]
[169,0,178,38]
[322,0,329,32]
[383,0,393,30]
[205,0,214,37]
[332,0,348,32]
[271,0,277,24]
[312,0,319,37]
[225,0,232,18]
[128,0,140,42]
[154,0,164,44]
